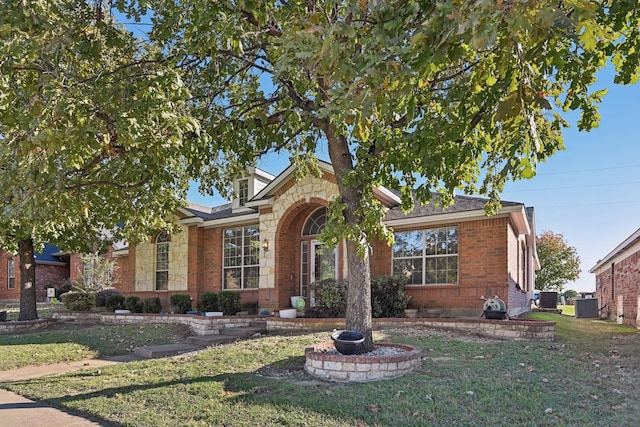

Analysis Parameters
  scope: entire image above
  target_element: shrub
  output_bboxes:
[55,280,74,299]
[105,295,126,311]
[309,278,348,318]
[170,294,192,314]
[125,296,144,313]
[218,291,241,315]
[62,291,96,311]
[95,288,122,307]
[198,292,219,312]
[143,297,162,313]
[371,275,410,318]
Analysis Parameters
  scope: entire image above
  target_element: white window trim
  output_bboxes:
[392,226,459,286]
[155,232,170,291]
[222,225,260,290]
[7,258,15,290]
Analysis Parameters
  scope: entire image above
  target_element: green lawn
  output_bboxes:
[2,315,640,427]
[0,323,190,370]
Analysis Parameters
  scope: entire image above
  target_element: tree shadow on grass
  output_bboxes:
[10,356,369,426]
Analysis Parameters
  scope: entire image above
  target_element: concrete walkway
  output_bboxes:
[0,357,139,427]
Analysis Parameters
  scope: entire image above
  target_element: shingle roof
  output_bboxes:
[34,243,65,263]
[384,193,522,220]
[183,203,239,221]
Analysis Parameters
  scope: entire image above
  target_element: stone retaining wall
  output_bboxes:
[52,312,257,336]
[2,313,555,341]
[272,317,556,341]
[0,318,55,333]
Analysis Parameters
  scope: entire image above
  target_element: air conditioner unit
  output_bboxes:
[575,298,598,318]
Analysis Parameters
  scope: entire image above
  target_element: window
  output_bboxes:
[155,231,170,290]
[223,225,260,289]
[7,258,15,289]
[302,207,327,236]
[392,227,458,285]
[238,178,249,207]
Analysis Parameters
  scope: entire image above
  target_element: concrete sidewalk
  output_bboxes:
[0,357,138,427]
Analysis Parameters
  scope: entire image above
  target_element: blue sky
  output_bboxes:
[186,67,640,293]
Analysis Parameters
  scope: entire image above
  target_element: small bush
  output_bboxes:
[218,291,241,315]
[55,280,74,299]
[170,294,192,314]
[105,295,126,311]
[143,297,162,313]
[125,296,144,313]
[198,292,219,312]
[371,275,410,318]
[95,288,122,307]
[62,291,96,311]
[309,278,348,318]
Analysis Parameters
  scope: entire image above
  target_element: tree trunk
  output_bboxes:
[325,124,374,352]
[18,238,38,321]
[344,240,373,351]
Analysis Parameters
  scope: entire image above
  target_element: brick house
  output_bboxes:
[0,243,71,302]
[113,161,540,317]
[590,227,640,327]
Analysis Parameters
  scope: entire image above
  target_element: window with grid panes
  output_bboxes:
[392,227,458,285]
[223,225,259,289]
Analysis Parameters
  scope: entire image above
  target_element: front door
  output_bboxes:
[300,240,336,299]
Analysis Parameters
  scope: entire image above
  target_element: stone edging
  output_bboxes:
[305,342,422,382]
[1,312,555,342]
[0,319,55,333]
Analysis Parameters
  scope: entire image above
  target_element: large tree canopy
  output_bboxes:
[114,0,639,351]
[535,230,581,292]
[0,0,200,319]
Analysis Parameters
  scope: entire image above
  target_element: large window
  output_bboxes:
[155,231,170,291]
[7,258,15,289]
[392,227,458,285]
[223,225,260,289]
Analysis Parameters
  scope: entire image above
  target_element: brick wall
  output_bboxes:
[109,211,529,316]
[595,251,640,326]
[0,250,71,302]
[0,252,19,301]
[35,264,69,301]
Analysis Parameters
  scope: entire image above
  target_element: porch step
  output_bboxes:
[223,326,266,338]
[134,343,201,359]
[186,334,238,347]
[133,322,268,358]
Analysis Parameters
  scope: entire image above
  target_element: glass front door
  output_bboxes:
[300,240,336,300]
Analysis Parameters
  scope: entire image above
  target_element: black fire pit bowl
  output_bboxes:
[331,330,365,355]
[483,310,508,320]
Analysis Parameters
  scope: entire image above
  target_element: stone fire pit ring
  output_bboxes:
[305,342,422,382]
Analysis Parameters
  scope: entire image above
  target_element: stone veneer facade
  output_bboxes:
[133,223,189,292]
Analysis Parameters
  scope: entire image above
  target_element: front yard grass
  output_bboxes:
[2,315,640,427]
[0,324,190,370]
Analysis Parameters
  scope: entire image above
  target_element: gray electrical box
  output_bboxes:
[575,298,598,318]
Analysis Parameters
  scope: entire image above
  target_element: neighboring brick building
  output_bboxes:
[0,243,70,302]
[590,227,640,327]
[113,161,540,317]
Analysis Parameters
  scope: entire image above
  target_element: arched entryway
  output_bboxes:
[273,200,341,308]
[299,207,338,299]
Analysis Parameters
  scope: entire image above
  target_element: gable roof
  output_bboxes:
[178,162,535,238]
[247,159,401,208]
[590,227,640,273]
